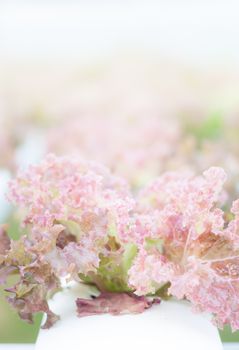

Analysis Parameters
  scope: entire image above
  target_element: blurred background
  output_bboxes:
[1,0,239,345]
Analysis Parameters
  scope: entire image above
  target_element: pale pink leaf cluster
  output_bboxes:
[47,116,180,188]
[3,155,239,330]
[8,154,133,276]
[129,167,239,331]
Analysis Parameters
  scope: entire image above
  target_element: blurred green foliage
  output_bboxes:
[0,285,42,343]
[220,327,239,343]
[184,112,224,145]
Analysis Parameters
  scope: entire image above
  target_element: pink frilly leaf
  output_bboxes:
[76,292,160,317]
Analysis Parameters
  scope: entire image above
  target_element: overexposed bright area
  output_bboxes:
[1,0,239,67]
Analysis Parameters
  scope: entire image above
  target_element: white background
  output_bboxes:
[1,0,239,68]
[0,343,237,349]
